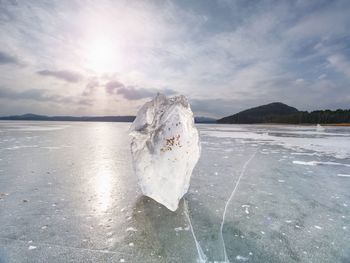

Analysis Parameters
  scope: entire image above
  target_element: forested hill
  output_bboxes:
[217,102,350,124]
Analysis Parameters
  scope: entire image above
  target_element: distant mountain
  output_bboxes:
[218,102,298,124]
[217,102,350,124]
[194,116,217,123]
[0,114,136,122]
[0,114,217,124]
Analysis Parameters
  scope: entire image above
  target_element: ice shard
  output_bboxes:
[316,124,325,132]
[130,94,200,211]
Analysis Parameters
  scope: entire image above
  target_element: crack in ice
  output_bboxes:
[184,200,207,263]
[219,149,258,262]
[184,149,258,263]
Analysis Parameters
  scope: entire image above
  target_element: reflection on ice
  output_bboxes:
[94,169,113,213]
[6,124,70,131]
[85,123,122,215]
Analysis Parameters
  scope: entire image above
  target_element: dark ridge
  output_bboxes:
[218,102,298,124]
[0,114,136,122]
[217,102,350,124]
[194,116,217,123]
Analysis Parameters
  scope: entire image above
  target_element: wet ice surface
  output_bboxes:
[0,121,349,263]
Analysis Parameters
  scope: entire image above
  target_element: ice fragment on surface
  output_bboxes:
[337,174,350,177]
[126,227,137,232]
[316,124,325,132]
[130,94,200,211]
[236,255,249,261]
[293,160,350,167]
[174,227,183,232]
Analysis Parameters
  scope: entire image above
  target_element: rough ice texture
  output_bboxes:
[130,94,200,211]
[202,125,350,159]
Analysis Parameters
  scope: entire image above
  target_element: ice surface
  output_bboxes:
[219,149,258,262]
[130,94,200,211]
[201,125,350,159]
[1,121,350,263]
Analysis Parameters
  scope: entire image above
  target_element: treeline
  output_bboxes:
[260,109,350,124]
[218,102,350,124]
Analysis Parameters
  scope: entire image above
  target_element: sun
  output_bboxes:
[84,38,122,73]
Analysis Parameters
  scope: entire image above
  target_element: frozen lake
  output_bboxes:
[0,121,349,263]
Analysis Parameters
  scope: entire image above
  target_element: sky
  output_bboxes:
[0,0,350,118]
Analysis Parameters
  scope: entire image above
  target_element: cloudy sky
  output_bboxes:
[0,0,350,118]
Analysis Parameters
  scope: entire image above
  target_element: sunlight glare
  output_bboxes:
[84,38,122,73]
[95,169,113,213]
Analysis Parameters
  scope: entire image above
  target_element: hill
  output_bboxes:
[217,103,350,124]
[0,114,136,122]
[194,116,217,123]
[218,102,298,124]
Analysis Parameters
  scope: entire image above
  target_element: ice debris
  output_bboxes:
[130,94,200,211]
[236,255,249,261]
[316,124,325,132]
[126,227,137,232]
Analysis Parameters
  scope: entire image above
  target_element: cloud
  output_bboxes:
[0,87,92,106]
[82,79,100,96]
[105,80,176,100]
[327,54,350,78]
[190,98,235,117]
[0,51,20,65]
[105,81,125,94]
[117,87,176,100]
[190,98,264,118]
[0,88,40,100]
[37,70,83,83]
[77,98,94,106]
[1,1,350,116]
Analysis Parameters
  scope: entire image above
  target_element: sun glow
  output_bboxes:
[84,38,122,73]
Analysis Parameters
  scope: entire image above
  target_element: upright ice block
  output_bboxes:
[130,94,200,211]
